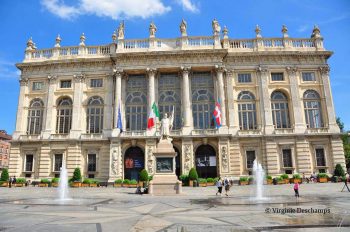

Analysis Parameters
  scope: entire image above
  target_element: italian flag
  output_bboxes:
[147,102,160,130]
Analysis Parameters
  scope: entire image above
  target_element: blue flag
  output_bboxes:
[117,104,123,132]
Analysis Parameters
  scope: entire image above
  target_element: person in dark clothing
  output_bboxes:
[341,172,350,192]
[216,177,223,196]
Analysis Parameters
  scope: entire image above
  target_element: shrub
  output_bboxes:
[280,174,289,180]
[123,179,130,184]
[293,174,301,179]
[114,179,123,184]
[239,177,248,182]
[248,177,254,182]
[40,179,50,184]
[0,181,5,185]
[72,167,82,182]
[0,168,9,181]
[51,178,60,183]
[334,164,345,177]
[317,173,328,178]
[16,178,26,184]
[83,179,93,184]
[213,177,219,183]
[266,175,272,180]
[198,178,207,184]
[130,179,137,185]
[188,168,198,180]
[139,169,149,182]
[206,178,214,183]
[276,177,283,182]
[179,174,189,182]
[148,175,153,181]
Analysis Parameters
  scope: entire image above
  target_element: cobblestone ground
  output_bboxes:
[0,183,349,232]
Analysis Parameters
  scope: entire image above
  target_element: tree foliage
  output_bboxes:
[72,167,82,182]
[188,168,198,180]
[0,168,9,181]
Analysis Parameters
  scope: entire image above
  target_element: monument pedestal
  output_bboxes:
[148,138,182,195]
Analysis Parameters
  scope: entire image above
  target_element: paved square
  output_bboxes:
[0,183,349,232]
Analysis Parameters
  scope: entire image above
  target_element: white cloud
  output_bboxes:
[41,0,80,20]
[297,25,308,33]
[176,0,199,13]
[41,0,171,20]
[0,59,20,79]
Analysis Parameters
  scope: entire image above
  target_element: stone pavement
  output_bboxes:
[0,183,349,232]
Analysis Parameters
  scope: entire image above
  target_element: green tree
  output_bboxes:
[341,133,350,168]
[139,169,149,182]
[0,168,9,181]
[336,117,344,132]
[72,167,82,182]
[188,168,198,180]
[334,163,345,177]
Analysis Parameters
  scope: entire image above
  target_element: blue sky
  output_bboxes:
[0,0,349,134]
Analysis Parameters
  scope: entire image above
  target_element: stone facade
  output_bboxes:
[0,130,12,170]
[9,21,345,181]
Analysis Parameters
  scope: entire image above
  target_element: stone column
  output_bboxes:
[113,69,123,135]
[42,75,57,139]
[225,70,235,130]
[286,67,304,133]
[215,65,227,127]
[13,77,29,139]
[256,66,274,134]
[319,66,339,132]
[147,68,156,135]
[104,74,113,136]
[181,66,193,134]
[70,74,85,139]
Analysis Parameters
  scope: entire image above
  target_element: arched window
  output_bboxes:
[126,75,147,131]
[191,72,215,129]
[158,73,181,129]
[56,97,72,134]
[303,90,323,128]
[27,98,44,135]
[271,91,290,128]
[87,96,104,134]
[237,91,257,130]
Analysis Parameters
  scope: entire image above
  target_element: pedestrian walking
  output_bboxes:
[224,178,230,196]
[294,182,300,198]
[341,172,350,192]
[13,176,16,187]
[215,177,223,196]
[9,176,13,188]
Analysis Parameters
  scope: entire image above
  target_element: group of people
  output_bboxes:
[215,177,231,196]
[8,176,17,188]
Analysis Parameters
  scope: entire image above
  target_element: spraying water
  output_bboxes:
[58,159,70,201]
[252,159,265,200]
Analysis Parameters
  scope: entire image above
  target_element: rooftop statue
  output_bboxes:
[117,21,125,39]
[149,21,157,38]
[180,19,187,37]
[212,19,221,36]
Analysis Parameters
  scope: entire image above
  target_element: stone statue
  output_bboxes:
[149,21,157,38]
[180,19,187,36]
[160,113,173,140]
[117,21,125,39]
[212,19,221,36]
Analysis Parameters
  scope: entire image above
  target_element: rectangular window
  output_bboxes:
[60,80,72,88]
[25,154,34,172]
[282,149,293,167]
[315,148,326,166]
[246,150,256,169]
[271,72,284,81]
[90,79,103,88]
[238,73,252,83]
[54,154,63,172]
[302,72,316,82]
[32,81,44,91]
[88,154,97,172]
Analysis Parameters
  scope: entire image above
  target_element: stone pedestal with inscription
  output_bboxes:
[148,138,182,195]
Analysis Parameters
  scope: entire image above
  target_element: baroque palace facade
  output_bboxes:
[9,20,345,181]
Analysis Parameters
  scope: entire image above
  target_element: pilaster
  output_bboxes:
[112,69,123,136]
[70,74,85,139]
[319,66,339,132]
[286,67,305,133]
[103,74,113,137]
[146,139,157,175]
[181,139,193,174]
[42,75,57,139]
[265,139,279,175]
[109,140,122,181]
[8,144,21,176]
[38,144,51,179]
[215,65,227,127]
[229,138,241,176]
[295,137,312,174]
[330,136,346,170]
[13,77,29,140]
[218,137,230,176]
[256,66,274,134]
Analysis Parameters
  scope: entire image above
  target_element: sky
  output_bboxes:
[0,0,349,134]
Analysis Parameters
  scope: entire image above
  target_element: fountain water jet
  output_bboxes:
[251,159,267,201]
[58,159,71,201]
